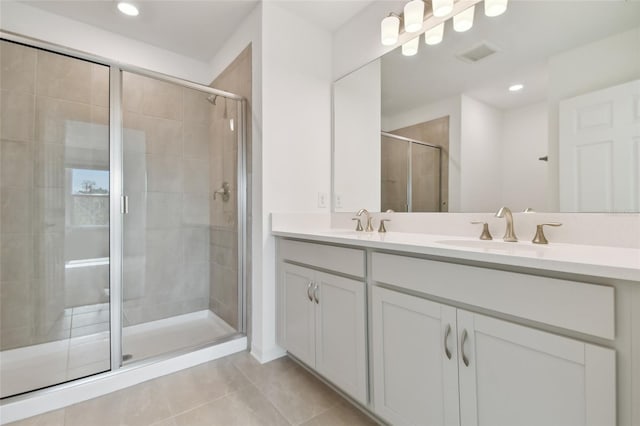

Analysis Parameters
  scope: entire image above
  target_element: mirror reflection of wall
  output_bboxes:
[333,1,640,213]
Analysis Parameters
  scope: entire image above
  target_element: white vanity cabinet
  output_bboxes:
[371,286,460,426]
[372,266,616,426]
[278,240,368,404]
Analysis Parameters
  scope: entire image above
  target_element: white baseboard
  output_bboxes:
[250,343,286,364]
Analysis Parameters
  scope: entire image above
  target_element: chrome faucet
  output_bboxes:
[356,209,374,232]
[495,207,518,242]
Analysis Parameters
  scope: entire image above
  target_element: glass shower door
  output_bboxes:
[0,40,111,397]
[381,135,409,212]
[120,71,240,362]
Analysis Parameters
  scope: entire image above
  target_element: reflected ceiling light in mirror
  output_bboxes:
[509,83,524,92]
[117,1,139,16]
[424,22,445,45]
[402,37,420,56]
[453,5,475,32]
[381,13,400,45]
[432,0,454,18]
[485,0,508,17]
[404,0,425,32]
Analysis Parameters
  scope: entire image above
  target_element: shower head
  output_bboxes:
[207,94,217,105]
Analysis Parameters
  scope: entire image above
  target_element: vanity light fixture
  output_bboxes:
[404,0,425,33]
[381,13,401,45]
[453,5,475,32]
[117,1,139,16]
[509,83,524,92]
[402,36,420,56]
[424,22,445,45]
[432,0,454,18]
[381,0,507,54]
[484,0,508,17]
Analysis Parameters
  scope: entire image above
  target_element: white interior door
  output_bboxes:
[457,310,616,426]
[559,79,640,212]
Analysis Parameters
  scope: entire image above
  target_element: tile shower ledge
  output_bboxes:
[272,228,640,282]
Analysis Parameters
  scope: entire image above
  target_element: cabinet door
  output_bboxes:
[372,286,460,426]
[282,263,316,367]
[457,310,616,426]
[314,271,367,404]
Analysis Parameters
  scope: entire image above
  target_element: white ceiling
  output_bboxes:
[381,1,640,118]
[275,0,374,32]
[20,0,374,63]
[22,0,260,62]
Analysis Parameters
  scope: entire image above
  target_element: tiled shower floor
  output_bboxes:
[0,310,235,398]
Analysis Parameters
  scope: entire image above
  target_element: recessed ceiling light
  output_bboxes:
[509,83,524,92]
[117,1,139,16]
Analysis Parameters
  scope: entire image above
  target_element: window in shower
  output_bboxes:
[0,40,111,398]
[69,168,110,227]
[120,71,241,362]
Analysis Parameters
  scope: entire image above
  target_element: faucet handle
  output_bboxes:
[471,221,493,240]
[378,219,390,233]
[352,218,363,232]
[532,223,562,245]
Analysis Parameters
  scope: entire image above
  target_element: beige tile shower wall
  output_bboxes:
[208,45,252,330]
[1,41,109,349]
[121,72,210,326]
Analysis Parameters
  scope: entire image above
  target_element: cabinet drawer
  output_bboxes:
[279,239,365,278]
[372,252,615,339]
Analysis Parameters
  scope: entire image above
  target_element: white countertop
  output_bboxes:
[272,228,640,282]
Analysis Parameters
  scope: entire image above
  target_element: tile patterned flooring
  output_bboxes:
[8,351,379,426]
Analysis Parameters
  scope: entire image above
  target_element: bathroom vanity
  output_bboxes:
[274,223,640,426]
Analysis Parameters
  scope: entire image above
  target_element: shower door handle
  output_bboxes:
[121,195,129,214]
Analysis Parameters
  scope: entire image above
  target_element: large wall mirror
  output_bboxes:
[333,1,640,213]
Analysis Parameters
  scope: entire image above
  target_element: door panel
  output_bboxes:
[282,263,316,367]
[315,272,367,404]
[559,79,640,212]
[457,310,615,426]
[372,286,459,426]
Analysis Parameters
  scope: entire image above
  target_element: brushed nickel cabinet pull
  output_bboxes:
[461,329,470,367]
[313,283,319,304]
[306,282,313,302]
[444,324,452,360]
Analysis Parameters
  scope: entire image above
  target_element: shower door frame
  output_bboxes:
[381,131,443,212]
[0,31,248,381]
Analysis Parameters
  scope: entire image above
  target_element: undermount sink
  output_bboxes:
[436,239,544,252]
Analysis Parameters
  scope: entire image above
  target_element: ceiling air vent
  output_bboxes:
[456,42,499,64]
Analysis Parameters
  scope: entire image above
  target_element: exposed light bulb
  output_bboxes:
[117,1,139,16]
[509,83,524,92]
[432,0,454,18]
[381,14,400,45]
[484,0,508,17]
[424,23,444,45]
[402,37,420,56]
[404,0,425,33]
[453,5,475,32]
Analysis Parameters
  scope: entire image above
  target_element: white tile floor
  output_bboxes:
[0,310,236,398]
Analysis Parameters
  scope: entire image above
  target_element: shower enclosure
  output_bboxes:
[381,132,442,212]
[0,37,246,399]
